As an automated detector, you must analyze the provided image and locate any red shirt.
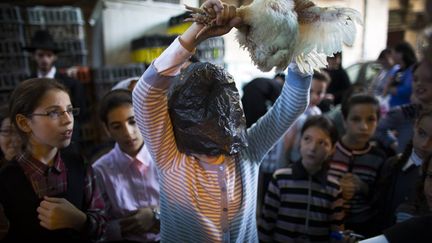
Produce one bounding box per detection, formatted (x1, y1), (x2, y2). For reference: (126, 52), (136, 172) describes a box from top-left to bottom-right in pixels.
(17, 151), (106, 241)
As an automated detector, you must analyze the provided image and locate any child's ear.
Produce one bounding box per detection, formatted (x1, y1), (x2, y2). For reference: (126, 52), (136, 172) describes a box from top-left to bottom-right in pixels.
(102, 123), (111, 139)
(15, 114), (32, 133)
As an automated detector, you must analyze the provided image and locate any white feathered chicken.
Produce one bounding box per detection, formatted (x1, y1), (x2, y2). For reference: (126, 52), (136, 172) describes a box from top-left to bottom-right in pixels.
(186, 0), (362, 74)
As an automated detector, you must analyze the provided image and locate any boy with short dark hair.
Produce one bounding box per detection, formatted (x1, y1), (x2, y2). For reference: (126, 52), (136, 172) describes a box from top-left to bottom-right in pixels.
(328, 94), (387, 237)
(93, 89), (160, 242)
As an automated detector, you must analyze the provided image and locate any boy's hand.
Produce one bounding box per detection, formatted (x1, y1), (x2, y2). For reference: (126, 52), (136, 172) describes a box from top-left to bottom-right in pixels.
(119, 207), (155, 235)
(350, 173), (369, 195)
(340, 173), (368, 200)
(339, 173), (357, 200)
(37, 196), (87, 231)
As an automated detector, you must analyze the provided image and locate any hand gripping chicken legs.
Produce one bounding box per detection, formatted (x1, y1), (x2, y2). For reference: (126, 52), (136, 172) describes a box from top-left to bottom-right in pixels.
(186, 0), (362, 74)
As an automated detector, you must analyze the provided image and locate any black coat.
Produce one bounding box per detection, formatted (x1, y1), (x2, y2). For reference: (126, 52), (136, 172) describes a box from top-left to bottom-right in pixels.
(0, 148), (88, 243)
(241, 78), (283, 128)
(383, 215), (432, 243)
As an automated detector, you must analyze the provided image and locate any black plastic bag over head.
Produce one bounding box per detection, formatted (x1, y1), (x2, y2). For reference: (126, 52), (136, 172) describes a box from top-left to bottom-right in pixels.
(168, 62), (248, 156)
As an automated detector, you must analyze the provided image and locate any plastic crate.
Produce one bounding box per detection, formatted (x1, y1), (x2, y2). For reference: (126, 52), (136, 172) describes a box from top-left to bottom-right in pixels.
(27, 24), (85, 41)
(0, 5), (23, 23)
(93, 64), (146, 83)
(195, 48), (224, 62)
(56, 51), (88, 67)
(26, 6), (84, 25)
(195, 37), (225, 62)
(93, 64), (146, 99)
(197, 37), (224, 49)
(0, 40), (25, 54)
(131, 47), (167, 64)
(0, 91), (12, 104)
(0, 22), (25, 41)
(167, 12), (191, 35)
(0, 72), (30, 92)
(131, 35), (176, 64)
(0, 54), (30, 72)
(56, 39), (86, 53)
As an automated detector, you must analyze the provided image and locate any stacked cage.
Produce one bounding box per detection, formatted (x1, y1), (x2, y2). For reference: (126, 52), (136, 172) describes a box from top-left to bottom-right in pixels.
(0, 4), (29, 103)
(26, 6), (87, 68)
(93, 64), (146, 100)
(131, 35), (177, 64)
(167, 12), (225, 66)
(196, 36), (225, 66)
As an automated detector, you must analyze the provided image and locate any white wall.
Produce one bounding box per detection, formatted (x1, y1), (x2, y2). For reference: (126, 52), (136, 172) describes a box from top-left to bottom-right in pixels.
(314, 0), (389, 66)
(362, 0), (390, 62)
(101, 0), (198, 65)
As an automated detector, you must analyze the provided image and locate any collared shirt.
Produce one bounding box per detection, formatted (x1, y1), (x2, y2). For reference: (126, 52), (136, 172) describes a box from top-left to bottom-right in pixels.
(92, 143), (160, 242)
(402, 150), (423, 171)
(37, 66), (56, 79)
(16, 151), (106, 241)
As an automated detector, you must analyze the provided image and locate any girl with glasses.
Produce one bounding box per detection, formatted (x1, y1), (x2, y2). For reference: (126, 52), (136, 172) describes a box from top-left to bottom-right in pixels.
(0, 78), (106, 243)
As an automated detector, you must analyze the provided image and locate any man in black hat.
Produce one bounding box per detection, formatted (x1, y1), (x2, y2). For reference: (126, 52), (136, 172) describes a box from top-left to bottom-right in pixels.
(24, 30), (86, 142)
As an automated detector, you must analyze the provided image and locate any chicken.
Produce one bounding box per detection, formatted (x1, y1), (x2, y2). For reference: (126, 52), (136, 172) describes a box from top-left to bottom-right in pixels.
(186, 0), (362, 74)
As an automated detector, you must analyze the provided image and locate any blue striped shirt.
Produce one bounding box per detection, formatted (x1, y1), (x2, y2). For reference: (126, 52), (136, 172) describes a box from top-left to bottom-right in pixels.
(132, 38), (311, 242)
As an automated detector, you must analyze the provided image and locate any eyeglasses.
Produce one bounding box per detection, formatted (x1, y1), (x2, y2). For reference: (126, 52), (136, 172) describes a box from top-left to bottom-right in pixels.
(29, 107), (80, 120)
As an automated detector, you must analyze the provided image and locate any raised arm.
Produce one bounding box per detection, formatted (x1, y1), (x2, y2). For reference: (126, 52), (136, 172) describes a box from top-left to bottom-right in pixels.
(132, 0), (241, 169)
(243, 64), (311, 164)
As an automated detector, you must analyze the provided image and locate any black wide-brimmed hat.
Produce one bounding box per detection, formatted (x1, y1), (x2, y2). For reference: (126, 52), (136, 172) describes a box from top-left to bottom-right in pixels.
(23, 30), (62, 53)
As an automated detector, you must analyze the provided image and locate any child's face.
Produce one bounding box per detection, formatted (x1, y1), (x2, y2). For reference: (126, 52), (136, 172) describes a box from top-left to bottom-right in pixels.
(27, 90), (74, 149)
(310, 79), (327, 107)
(391, 50), (404, 66)
(412, 116), (432, 160)
(0, 118), (22, 161)
(343, 104), (378, 146)
(412, 60), (432, 105)
(33, 49), (57, 73)
(106, 104), (143, 157)
(300, 126), (334, 171)
(424, 158), (432, 211)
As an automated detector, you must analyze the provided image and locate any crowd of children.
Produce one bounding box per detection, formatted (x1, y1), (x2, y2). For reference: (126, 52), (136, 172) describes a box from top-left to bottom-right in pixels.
(0, 0), (431, 242)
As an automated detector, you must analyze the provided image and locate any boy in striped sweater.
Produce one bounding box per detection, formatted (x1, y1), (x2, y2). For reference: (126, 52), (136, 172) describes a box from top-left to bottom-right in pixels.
(328, 94), (387, 237)
(259, 116), (344, 242)
(132, 0), (312, 242)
